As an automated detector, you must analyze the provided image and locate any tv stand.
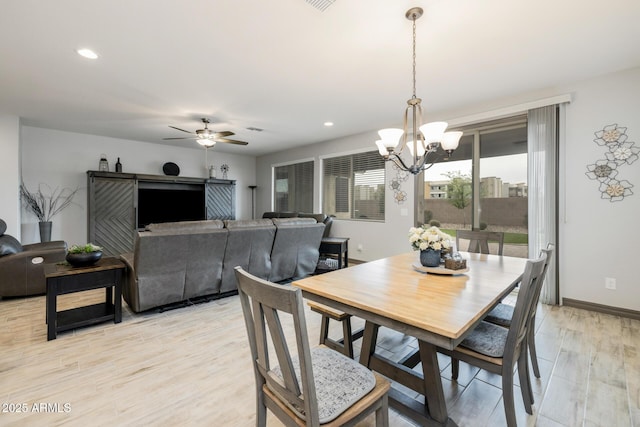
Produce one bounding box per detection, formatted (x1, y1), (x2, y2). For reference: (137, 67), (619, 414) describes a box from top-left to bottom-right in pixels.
(87, 171), (235, 256)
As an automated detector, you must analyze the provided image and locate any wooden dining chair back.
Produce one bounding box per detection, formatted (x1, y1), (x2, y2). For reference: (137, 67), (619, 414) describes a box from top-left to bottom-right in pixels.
(484, 243), (555, 379)
(438, 254), (547, 427)
(455, 230), (504, 255)
(234, 267), (389, 427)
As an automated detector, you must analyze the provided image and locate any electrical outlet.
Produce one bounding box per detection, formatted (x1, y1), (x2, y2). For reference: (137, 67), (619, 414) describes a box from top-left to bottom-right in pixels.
(357, 244), (363, 252)
(605, 277), (616, 290)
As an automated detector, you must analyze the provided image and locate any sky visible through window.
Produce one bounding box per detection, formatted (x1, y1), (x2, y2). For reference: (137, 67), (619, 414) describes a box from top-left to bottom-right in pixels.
(424, 153), (527, 184)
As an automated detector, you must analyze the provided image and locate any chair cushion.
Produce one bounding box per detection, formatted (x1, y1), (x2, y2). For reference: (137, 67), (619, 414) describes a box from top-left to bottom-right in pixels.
(0, 219), (6, 235)
(459, 321), (508, 358)
(270, 346), (376, 423)
(484, 303), (514, 327)
(0, 234), (23, 256)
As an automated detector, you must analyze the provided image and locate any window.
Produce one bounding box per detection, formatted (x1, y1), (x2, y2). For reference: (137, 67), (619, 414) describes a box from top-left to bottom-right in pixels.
(323, 151), (385, 221)
(273, 160), (314, 212)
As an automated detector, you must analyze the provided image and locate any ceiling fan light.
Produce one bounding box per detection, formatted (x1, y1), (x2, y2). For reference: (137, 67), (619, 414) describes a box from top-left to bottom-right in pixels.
(197, 138), (215, 147)
(419, 121), (448, 144)
(441, 131), (463, 151)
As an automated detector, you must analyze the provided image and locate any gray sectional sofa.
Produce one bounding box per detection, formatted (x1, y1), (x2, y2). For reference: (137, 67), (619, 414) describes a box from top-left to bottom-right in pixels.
(121, 217), (325, 312)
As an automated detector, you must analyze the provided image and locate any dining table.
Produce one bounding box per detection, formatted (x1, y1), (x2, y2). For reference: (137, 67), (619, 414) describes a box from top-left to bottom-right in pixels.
(292, 250), (528, 427)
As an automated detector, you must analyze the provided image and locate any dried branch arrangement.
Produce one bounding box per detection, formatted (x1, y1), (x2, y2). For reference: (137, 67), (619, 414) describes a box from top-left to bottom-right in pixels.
(19, 183), (78, 222)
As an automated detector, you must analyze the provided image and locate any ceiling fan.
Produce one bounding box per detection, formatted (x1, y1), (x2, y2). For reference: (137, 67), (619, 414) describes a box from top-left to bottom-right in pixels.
(163, 118), (248, 146)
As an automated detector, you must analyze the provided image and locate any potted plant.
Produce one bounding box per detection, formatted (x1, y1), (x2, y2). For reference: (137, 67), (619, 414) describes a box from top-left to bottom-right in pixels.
(408, 225), (454, 267)
(19, 183), (78, 242)
(66, 243), (103, 267)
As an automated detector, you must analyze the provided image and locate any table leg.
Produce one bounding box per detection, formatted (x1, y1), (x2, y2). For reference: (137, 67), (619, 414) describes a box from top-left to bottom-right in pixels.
(344, 245), (348, 267)
(114, 269), (122, 323)
(46, 279), (57, 341)
(418, 340), (448, 424)
(358, 321), (379, 368)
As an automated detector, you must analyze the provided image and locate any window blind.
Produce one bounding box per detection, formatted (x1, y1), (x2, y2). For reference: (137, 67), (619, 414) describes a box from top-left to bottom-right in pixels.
(323, 151), (385, 221)
(273, 161), (314, 212)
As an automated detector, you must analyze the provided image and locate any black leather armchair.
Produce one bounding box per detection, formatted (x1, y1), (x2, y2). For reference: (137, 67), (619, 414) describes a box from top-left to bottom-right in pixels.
(0, 219), (67, 298)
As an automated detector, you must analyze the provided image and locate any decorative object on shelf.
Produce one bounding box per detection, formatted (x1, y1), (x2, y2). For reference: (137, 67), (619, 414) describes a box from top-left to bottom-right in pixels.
(209, 164), (216, 178)
(390, 163), (410, 204)
(375, 7), (463, 175)
(65, 243), (103, 267)
(585, 123), (637, 202)
(162, 162), (180, 176)
(98, 154), (109, 172)
(221, 164), (229, 179)
(19, 183), (78, 242)
(409, 225), (453, 267)
(115, 157), (123, 172)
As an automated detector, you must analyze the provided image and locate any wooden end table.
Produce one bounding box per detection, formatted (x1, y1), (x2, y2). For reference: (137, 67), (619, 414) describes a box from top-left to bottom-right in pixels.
(44, 257), (125, 341)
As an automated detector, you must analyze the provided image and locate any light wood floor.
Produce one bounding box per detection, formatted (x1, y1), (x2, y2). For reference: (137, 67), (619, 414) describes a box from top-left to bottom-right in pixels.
(0, 290), (638, 426)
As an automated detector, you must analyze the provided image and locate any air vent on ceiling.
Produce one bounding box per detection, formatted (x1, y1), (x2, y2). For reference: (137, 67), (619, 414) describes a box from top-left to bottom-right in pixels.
(305, 0), (336, 12)
(246, 127), (264, 132)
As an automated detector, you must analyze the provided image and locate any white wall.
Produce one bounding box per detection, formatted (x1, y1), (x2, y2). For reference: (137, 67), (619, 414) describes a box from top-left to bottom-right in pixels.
(256, 66), (640, 311)
(0, 115), (21, 238)
(560, 67), (640, 311)
(20, 126), (256, 245)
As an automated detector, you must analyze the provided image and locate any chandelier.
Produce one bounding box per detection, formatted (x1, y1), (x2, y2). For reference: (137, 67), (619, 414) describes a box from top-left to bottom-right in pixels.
(375, 7), (462, 175)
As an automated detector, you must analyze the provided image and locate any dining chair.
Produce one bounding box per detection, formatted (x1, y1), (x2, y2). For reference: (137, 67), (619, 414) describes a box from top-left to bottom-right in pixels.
(455, 230), (504, 255)
(484, 243), (555, 379)
(437, 254), (547, 427)
(234, 267), (390, 427)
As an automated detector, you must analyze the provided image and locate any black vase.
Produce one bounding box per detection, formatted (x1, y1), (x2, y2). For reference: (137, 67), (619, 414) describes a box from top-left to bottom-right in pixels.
(39, 221), (52, 242)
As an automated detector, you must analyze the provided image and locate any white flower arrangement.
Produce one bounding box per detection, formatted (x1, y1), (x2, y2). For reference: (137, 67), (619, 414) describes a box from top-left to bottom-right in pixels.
(409, 225), (454, 252)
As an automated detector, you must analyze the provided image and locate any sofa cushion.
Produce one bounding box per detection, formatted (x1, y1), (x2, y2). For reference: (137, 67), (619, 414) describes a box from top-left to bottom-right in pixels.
(145, 220), (224, 232)
(224, 219), (274, 229)
(0, 234), (22, 256)
(0, 219), (6, 235)
(272, 218), (317, 226)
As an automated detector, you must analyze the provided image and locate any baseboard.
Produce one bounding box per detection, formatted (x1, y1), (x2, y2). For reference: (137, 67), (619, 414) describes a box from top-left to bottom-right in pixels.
(562, 298), (640, 321)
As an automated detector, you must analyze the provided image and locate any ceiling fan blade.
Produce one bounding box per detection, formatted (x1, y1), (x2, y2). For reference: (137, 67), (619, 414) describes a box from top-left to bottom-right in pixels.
(162, 137), (194, 140)
(217, 137), (248, 146)
(168, 125), (195, 134)
(214, 131), (234, 138)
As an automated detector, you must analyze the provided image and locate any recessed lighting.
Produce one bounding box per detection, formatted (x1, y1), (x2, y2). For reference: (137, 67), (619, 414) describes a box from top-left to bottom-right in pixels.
(324, 122), (334, 127)
(77, 48), (98, 59)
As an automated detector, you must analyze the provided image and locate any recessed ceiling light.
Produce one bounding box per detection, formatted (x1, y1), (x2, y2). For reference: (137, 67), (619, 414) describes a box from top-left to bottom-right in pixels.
(324, 122), (334, 127)
(77, 48), (98, 59)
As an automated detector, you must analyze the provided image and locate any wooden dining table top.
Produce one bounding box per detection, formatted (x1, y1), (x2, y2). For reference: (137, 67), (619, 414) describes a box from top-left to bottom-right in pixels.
(293, 251), (527, 346)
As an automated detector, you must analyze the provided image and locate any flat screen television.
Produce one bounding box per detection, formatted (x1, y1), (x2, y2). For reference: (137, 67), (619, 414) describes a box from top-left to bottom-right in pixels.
(137, 182), (205, 228)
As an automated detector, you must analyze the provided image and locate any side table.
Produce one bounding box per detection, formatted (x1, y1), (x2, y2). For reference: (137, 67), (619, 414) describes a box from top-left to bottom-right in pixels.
(318, 237), (349, 270)
(44, 257), (125, 341)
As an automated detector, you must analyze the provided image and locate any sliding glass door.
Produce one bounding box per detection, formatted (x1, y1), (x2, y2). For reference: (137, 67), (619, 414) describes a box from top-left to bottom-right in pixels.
(420, 116), (529, 258)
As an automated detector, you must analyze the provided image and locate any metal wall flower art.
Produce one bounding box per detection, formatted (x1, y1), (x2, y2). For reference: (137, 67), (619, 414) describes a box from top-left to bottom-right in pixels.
(390, 163), (409, 204)
(586, 124), (637, 202)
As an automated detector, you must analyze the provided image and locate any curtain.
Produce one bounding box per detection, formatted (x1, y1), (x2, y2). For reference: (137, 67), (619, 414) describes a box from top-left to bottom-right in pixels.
(527, 105), (558, 305)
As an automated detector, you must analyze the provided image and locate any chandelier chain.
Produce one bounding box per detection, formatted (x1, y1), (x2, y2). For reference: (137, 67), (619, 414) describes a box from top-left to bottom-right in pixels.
(412, 15), (417, 99)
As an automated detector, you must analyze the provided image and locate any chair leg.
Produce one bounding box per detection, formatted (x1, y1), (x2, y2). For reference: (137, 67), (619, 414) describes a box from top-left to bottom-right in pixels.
(501, 370), (517, 427)
(375, 394), (389, 427)
(517, 350), (534, 414)
(256, 391), (267, 427)
(342, 315), (354, 358)
(319, 315), (330, 346)
(528, 320), (541, 378)
(451, 357), (460, 380)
